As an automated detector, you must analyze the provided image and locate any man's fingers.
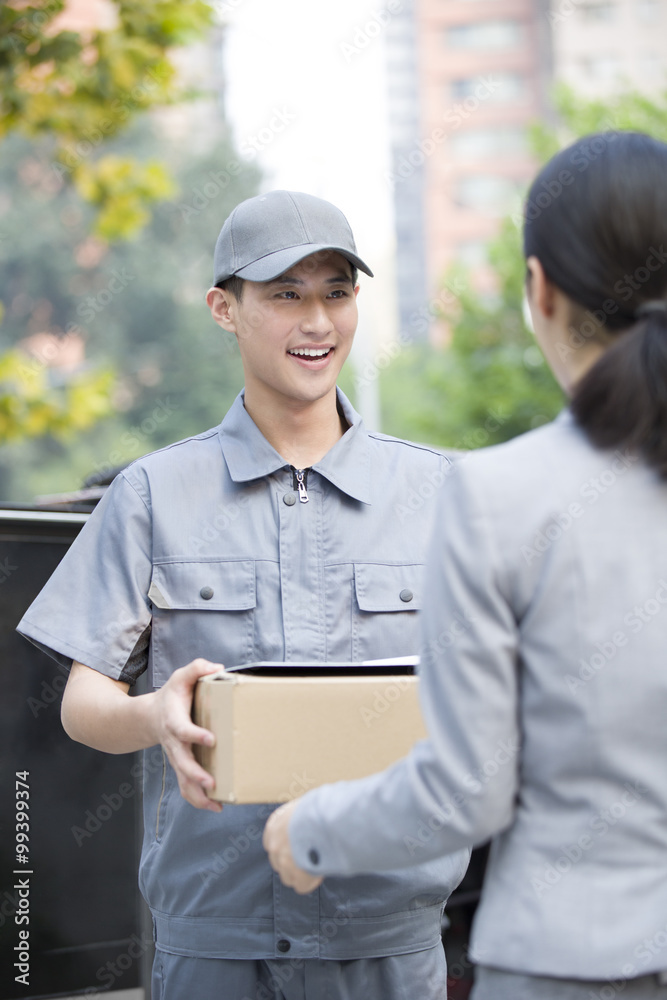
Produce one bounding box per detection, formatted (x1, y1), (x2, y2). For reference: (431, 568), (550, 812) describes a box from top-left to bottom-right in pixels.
(178, 773), (223, 812)
(179, 658), (225, 686)
(168, 746), (223, 812)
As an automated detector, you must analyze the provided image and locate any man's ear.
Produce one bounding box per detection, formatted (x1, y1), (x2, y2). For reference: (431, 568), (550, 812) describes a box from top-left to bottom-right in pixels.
(525, 256), (557, 319)
(206, 287), (237, 333)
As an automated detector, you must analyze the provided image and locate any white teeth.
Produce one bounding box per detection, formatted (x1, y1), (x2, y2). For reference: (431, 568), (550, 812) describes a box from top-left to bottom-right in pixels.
(288, 348), (331, 357)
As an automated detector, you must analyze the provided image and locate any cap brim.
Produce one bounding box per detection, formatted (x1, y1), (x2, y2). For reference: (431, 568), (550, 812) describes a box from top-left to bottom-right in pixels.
(229, 244), (373, 282)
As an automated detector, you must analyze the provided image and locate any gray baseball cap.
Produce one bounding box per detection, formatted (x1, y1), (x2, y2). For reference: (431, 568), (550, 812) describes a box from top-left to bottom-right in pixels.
(213, 190), (373, 285)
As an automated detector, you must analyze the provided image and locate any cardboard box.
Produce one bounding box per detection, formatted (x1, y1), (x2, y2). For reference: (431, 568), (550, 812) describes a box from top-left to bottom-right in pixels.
(193, 662), (426, 803)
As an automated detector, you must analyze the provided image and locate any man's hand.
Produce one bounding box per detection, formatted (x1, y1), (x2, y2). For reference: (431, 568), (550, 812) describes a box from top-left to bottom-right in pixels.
(152, 658), (224, 813)
(263, 800), (323, 894)
(63, 658), (224, 812)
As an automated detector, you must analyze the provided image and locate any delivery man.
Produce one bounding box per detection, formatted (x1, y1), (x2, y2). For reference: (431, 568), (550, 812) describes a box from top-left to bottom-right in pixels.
(18, 190), (469, 999)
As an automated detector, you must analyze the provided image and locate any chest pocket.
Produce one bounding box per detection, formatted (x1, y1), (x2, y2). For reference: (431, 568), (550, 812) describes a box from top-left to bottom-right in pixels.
(352, 563), (423, 661)
(148, 560), (256, 685)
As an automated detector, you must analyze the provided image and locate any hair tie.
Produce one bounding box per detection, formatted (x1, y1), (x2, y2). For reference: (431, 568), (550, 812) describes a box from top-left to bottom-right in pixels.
(636, 300), (667, 318)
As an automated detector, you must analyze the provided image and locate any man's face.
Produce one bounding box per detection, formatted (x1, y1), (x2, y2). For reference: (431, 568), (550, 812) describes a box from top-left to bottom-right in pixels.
(208, 251), (359, 412)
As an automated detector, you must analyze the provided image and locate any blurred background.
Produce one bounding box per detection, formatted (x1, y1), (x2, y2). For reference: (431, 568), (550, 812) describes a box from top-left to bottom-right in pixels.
(0, 5), (666, 997)
(1, 0), (666, 501)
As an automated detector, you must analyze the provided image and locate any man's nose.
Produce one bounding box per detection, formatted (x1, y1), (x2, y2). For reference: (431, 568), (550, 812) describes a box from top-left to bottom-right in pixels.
(299, 301), (334, 336)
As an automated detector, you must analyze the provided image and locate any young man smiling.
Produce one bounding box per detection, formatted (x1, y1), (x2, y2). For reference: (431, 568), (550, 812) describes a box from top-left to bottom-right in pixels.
(18, 191), (469, 999)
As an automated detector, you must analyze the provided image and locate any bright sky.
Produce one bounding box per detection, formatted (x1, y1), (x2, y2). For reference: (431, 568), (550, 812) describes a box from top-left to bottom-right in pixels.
(221, 0), (400, 425)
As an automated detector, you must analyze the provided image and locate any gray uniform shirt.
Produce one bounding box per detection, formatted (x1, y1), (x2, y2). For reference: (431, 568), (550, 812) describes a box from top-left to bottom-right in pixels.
(289, 411), (667, 979)
(18, 389), (469, 960)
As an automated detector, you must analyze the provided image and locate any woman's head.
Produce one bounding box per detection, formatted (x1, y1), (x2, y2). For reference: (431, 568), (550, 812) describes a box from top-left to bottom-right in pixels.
(522, 131), (667, 476)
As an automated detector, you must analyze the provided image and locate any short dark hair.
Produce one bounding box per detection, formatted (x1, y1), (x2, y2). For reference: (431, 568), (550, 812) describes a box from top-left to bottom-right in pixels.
(523, 131), (667, 478)
(215, 275), (245, 302)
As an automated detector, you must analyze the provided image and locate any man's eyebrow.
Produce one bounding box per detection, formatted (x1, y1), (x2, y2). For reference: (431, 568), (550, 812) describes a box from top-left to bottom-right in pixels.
(264, 272), (354, 287)
(265, 275), (305, 287)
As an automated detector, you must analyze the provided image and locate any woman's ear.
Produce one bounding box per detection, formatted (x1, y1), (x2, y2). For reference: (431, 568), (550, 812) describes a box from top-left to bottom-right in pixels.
(526, 256), (558, 320)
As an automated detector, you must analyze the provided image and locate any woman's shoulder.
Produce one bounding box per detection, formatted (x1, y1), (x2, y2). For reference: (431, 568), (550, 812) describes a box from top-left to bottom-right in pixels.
(452, 411), (585, 492)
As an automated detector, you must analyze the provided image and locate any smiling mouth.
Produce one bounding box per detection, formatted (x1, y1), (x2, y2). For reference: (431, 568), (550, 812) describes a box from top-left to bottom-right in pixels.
(287, 347), (333, 358)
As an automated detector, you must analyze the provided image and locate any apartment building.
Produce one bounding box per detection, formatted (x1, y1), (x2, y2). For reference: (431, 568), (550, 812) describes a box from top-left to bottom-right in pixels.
(388, 0), (551, 340)
(550, 0), (666, 97)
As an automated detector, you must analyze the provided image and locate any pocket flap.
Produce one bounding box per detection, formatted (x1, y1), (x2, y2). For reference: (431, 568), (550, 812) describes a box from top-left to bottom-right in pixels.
(149, 560), (256, 611)
(354, 563), (423, 612)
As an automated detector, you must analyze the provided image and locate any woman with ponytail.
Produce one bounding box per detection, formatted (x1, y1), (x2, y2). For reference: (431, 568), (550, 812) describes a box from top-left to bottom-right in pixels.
(265, 133), (667, 999)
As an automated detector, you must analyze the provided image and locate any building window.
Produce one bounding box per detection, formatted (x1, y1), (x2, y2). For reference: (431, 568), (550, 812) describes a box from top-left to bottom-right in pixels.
(449, 72), (527, 104)
(446, 20), (523, 49)
(449, 127), (528, 158)
(454, 175), (521, 213)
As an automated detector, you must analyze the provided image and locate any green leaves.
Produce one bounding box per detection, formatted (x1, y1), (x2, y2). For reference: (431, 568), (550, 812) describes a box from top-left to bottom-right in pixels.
(0, 0), (213, 240)
(0, 349), (114, 444)
(73, 155), (177, 240)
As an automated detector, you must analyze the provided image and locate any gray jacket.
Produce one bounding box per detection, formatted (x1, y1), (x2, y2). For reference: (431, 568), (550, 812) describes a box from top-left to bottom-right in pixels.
(18, 390), (469, 961)
(291, 411), (667, 980)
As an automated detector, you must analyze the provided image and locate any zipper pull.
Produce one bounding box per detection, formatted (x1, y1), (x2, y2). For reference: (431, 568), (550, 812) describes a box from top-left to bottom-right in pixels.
(294, 468), (309, 503)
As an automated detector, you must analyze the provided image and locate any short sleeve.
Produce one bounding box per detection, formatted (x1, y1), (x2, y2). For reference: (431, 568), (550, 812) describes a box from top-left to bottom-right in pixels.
(16, 471), (153, 683)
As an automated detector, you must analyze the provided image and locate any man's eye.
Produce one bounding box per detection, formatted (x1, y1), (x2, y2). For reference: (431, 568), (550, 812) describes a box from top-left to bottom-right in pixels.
(328, 289), (348, 298)
(278, 290), (298, 299)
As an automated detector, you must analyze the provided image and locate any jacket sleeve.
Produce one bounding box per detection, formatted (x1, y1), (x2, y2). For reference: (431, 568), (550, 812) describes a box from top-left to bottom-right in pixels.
(16, 470), (153, 683)
(290, 457), (522, 876)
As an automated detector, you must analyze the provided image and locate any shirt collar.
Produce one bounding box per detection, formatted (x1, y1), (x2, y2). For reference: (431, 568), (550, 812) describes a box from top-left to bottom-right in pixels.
(218, 389), (372, 504)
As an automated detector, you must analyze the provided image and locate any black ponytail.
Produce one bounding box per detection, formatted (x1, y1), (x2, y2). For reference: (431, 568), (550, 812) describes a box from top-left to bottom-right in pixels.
(570, 311), (667, 477)
(523, 132), (667, 477)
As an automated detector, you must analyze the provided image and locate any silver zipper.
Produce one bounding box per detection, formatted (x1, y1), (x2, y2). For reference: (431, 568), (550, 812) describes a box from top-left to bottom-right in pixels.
(294, 469), (309, 503)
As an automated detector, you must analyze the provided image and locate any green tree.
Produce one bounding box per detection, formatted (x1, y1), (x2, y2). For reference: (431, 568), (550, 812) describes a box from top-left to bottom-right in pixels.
(1, 0), (213, 239)
(0, 0), (217, 454)
(0, 126), (258, 500)
(378, 85), (667, 450)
